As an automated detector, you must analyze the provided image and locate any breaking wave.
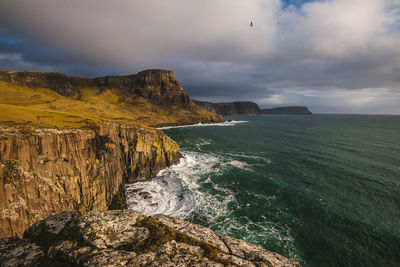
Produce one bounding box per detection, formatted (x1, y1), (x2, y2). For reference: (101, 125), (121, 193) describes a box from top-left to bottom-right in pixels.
(125, 149), (297, 259)
(126, 151), (222, 219)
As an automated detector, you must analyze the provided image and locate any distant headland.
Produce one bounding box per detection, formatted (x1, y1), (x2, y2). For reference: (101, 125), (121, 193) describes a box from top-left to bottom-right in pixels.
(193, 100), (312, 115)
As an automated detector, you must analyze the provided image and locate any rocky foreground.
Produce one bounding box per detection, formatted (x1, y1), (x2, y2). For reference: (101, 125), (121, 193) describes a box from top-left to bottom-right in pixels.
(0, 210), (300, 266)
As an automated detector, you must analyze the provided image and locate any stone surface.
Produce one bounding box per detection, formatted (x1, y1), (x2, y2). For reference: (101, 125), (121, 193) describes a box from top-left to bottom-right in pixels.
(78, 210), (147, 249)
(153, 214), (229, 254)
(0, 124), (181, 238)
(0, 237), (47, 266)
(221, 235), (300, 267)
(0, 210), (300, 266)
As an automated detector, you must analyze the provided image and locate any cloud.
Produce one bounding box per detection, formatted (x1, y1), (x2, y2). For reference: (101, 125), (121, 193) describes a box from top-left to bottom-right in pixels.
(0, 0), (399, 113)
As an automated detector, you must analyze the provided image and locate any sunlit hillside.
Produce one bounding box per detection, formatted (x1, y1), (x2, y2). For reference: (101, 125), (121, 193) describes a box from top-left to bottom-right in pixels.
(0, 81), (222, 129)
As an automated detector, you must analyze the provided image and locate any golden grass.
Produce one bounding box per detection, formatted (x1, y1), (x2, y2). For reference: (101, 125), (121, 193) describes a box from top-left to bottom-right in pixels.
(0, 81), (222, 129)
(0, 104), (98, 129)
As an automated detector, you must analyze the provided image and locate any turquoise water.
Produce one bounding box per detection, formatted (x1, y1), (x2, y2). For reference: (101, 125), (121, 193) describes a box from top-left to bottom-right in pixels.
(128, 115), (400, 266)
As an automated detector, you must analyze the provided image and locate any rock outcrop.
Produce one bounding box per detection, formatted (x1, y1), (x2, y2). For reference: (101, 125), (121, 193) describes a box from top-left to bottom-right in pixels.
(0, 69), (224, 127)
(194, 100), (261, 115)
(0, 210), (300, 266)
(0, 124), (180, 238)
(262, 107), (312, 115)
(0, 70), (192, 109)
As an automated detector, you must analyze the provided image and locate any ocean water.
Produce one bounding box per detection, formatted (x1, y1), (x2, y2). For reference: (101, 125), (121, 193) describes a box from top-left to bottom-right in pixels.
(126, 115), (400, 267)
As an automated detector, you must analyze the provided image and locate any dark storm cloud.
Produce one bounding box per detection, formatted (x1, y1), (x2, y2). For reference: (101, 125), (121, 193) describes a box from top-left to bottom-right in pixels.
(0, 0), (399, 113)
(0, 27), (117, 76)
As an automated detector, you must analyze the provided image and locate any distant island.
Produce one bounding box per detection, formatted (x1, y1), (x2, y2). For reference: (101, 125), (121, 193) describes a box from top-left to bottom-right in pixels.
(194, 100), (312, 115)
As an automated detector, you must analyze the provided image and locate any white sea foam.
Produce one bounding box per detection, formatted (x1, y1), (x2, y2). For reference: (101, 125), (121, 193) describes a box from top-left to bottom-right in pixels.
(226, 160), (252, 171)
(126, 151), (225, 219)
(126, 150), (257, 219)
(194, 138), (212, 150)
(125, 148), (298, 260)
(157, 120), (247, 130)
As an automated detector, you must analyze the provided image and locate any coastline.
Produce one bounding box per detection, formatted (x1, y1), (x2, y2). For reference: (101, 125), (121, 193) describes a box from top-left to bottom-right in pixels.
(157, 120), (247, 130)
(0, 69), (300, 265)
(0, 120), (301, 266)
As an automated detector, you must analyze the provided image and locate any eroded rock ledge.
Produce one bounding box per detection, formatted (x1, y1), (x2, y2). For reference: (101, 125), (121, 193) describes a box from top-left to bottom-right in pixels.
(0, 210), (300, 266)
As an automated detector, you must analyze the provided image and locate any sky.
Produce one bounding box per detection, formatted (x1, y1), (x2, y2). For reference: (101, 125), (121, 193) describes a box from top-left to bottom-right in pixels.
(0, 0), (399, 114)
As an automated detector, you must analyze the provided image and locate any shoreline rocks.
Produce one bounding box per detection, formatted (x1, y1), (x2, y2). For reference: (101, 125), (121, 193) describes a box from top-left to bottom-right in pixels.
(0, 210), (300, 266)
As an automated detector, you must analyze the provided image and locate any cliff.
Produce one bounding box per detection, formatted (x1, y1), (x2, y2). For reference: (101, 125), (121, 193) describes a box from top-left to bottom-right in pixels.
(193, 100), (261, 115)
(0, 70), (192, 108)
(0, 210), (300, 266)
(262, 106), (312, 115)
(0, 69), (300, 265)
(0, 124), (180, 238)
(0, 69), (224, 128)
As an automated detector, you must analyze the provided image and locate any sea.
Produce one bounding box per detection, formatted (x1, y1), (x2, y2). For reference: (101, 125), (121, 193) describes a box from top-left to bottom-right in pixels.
(126, 114), (400, 267)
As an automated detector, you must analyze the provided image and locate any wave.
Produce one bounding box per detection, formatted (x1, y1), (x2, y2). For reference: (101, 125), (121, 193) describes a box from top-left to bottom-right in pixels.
(126, 151), (222, 218)
(157, 120), (247, 130)
(126, 150), (257, 218)
(126, 149), (298, 260)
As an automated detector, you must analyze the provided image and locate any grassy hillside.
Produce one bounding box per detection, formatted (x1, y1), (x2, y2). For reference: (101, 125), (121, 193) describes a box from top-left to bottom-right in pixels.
(0, 81), (221, 129)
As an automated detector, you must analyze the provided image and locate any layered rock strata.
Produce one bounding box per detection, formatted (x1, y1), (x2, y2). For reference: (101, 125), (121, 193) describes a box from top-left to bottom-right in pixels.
(0, 210), (300, 266)
(0, 69), (194, 109)
(0, 124), (180, 238)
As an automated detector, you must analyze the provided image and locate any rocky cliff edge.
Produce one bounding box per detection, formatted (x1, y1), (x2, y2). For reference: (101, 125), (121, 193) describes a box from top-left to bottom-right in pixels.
(0, 210), (300, 266)
(0, 124), (180, 238)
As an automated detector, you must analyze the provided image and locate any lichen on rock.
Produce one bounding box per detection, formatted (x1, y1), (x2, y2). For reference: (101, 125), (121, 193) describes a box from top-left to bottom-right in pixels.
(0, 210), (301, 266)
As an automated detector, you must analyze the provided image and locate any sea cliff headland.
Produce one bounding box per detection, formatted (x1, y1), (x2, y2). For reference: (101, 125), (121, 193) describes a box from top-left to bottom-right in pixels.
(194, 100), (312, 116)
(0, 69), (299, 266)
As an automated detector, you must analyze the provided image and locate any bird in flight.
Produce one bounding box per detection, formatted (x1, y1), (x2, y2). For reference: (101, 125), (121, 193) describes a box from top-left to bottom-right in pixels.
(250, 21), (254, 27)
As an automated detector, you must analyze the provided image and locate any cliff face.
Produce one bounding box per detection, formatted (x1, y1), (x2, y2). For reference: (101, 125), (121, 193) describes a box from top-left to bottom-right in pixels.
(0, 69), (224, 128)
(0, 124), (180, 238)
(193, 100), (312, 116)
(0, 210), (300, 266)
(0, 70), (192, 108)
(262, 106), (312, 115)
(95, 70), (194, 109)
(193, 100), (261, 115)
